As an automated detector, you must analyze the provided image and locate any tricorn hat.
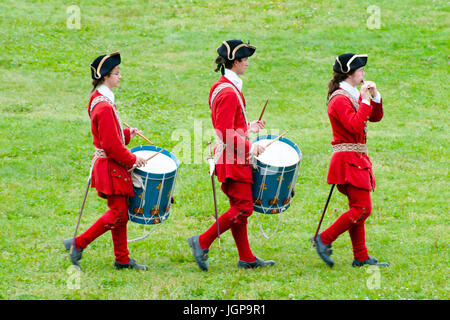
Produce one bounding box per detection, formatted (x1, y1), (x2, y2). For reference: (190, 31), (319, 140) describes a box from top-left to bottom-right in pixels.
(333, 53), (367, 74)
(90, 51), (121, 80)
(217, 40), (256, 61)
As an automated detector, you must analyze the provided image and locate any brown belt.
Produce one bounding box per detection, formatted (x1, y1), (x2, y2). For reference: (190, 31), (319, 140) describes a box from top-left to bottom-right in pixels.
(332, 143), (368, 155)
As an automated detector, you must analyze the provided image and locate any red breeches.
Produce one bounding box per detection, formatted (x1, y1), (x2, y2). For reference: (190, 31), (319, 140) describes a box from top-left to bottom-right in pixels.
(75, 195), (130, 264)
(320, 184), (372, 261)
(199, 180), (256, 262)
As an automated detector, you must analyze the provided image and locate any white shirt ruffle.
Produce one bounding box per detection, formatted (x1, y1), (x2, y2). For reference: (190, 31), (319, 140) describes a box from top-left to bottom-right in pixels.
(339, 81), (381, 105)
(97, 84), (115, 104)
(224, 68), (243, 92)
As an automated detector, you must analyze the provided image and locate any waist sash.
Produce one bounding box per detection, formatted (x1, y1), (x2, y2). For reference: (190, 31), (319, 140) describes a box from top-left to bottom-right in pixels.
(332, 143), (368, 155)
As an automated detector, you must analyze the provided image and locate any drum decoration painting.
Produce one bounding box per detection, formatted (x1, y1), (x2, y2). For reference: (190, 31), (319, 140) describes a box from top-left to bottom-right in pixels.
(251, 134), (302, 215)
(127, 145), (180, 242)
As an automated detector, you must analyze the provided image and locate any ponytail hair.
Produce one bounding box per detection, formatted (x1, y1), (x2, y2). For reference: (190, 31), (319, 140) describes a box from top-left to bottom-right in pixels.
(90, 69), (113, 94)
(90, 77), (105, 94)
(214, 55), (240, 75)
(327, 71), (352, 100)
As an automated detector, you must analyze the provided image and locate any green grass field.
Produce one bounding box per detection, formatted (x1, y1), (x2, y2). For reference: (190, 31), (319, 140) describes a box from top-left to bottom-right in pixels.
(0, 0), (448, 300)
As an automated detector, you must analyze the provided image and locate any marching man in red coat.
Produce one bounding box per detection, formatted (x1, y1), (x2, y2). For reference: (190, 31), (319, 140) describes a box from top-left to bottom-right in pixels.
(64, 52), (148, 270)
(188, 40), (275, 271)
(313, 53), (389, 268)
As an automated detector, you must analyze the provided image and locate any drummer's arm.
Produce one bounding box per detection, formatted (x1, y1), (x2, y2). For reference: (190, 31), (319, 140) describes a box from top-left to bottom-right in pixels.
(123, 128), (131, 145)
(94, 104), (136, 168)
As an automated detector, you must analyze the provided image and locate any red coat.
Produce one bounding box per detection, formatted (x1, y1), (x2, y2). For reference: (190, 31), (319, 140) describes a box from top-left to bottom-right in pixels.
(209, 76), (252, 183)
(327, 93), (383, 191)
(88, 90), (136, 198)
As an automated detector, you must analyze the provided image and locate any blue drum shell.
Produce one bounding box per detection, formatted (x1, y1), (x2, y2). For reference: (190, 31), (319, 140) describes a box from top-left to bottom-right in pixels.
(128, 145), (180, 225)
(251, 135), (302, 214)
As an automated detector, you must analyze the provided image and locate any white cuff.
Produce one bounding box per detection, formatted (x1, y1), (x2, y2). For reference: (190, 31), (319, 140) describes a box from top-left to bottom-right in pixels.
(362, 99), (370, 106)
(372, 92), (381, 103)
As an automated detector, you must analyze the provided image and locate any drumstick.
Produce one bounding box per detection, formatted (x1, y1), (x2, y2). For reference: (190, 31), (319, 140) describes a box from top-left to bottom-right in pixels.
(128, 149), (163, 172)
(263, 130), (289, 149)
(258, 98), (269, 121)
(123, 122), (154, 145)
(247, 130), (289, 161)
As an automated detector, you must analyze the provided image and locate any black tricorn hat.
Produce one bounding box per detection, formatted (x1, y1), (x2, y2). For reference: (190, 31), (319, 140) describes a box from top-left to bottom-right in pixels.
(217, 40), (256, 61)
(333, 53), (368, 74)
(90, 51), (121, 80)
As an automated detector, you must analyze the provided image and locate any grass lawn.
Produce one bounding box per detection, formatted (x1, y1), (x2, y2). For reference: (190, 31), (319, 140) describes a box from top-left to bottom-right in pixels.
(0, 0), (448, 300)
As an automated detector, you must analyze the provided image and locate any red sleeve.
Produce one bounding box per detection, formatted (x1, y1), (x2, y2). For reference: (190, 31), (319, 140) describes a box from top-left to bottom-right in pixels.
(213, 90), (251, 154)
(93, 104), (136, 168)
(123, 128), (131, 145)
(328, 96), (373, 134)
(369, 98), (383, 122)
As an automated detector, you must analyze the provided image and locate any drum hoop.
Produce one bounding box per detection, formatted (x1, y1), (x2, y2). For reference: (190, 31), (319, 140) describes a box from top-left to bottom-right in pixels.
(253, 162), (299, 173)
(130, 145), (180, 177)
(252, 134), (302, 169)
(254, 202), (291, 214)
(253, 134), (301, 153)
(128, 209), (170, 224)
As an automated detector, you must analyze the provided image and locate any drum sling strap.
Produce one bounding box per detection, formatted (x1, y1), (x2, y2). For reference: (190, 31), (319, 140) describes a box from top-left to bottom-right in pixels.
(89, 95), (143, 188)
(328, 89), (369, 153)
(209, 82), (249, 167)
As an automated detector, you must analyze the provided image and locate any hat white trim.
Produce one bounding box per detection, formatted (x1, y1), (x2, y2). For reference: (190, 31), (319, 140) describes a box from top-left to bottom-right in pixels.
(336, 54), (367, 73)
(92, 51), (120, 79)
(220, 41), (256, 60)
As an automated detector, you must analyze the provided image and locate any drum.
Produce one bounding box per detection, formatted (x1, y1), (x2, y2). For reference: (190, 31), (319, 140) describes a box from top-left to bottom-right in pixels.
(128, 145), (180, 225)
(251, 135), (302, 214)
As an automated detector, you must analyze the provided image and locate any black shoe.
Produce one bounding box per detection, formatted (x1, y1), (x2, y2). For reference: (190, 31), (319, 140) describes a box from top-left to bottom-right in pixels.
(352, 256), (389, 268)
(114, 258), (148, 270)
(311, 233), (334, 267)
(63, 238), (83, 268)
(188, 235), (209, 271)
(237, 256), (275, 269)
(63, 237), (75, 251)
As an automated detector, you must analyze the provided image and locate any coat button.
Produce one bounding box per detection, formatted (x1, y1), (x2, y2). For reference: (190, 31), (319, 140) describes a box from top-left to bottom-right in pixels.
(124, 178), (127, 181)
(358, 166), (361, 169)
(113, 169), (116, 173)
(119, 175), (122, 178)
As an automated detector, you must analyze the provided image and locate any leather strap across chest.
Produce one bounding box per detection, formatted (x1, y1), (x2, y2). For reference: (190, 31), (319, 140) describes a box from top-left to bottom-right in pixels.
(210, 83), (249, 129)
(328, 89), (359, 111)
(90, 95), (125, 144)
(329, 89), (368, 141)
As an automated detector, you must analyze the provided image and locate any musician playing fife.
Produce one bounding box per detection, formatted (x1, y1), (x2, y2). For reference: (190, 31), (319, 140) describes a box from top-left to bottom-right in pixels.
(313, 53), (389, 268)
(63, 52), (148, 270)
(188, 40), (275, 270)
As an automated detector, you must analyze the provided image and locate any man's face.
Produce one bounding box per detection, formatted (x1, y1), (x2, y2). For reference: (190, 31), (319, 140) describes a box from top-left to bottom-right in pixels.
(233, 57), (249, 75)
(104, 66), (122, 88)
(347, 67), (365, 86)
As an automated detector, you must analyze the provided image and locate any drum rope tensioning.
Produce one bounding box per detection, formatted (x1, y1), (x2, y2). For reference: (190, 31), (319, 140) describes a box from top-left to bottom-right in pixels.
(251, 134), (302, 239)
(127, 145), (180, 243)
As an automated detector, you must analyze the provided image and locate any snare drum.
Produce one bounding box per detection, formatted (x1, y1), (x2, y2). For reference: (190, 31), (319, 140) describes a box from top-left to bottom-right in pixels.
(128, 145), (180, 225)
(251, 135), (302, 214)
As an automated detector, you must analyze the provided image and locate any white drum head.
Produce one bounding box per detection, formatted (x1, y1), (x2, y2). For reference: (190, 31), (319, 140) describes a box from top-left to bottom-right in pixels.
(133, 150), (177, 174)
(253, 139), (300, 167)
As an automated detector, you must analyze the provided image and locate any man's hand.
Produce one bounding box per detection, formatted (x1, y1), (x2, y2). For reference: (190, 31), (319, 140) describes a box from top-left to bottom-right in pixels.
(251, 143), (266, 157)
(363, 81), (379, 98)
(360, 83), (371, 101)
(130, 127), (143, 139)
(134, 156), (147, 167)
(249, 120), (266, 133)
